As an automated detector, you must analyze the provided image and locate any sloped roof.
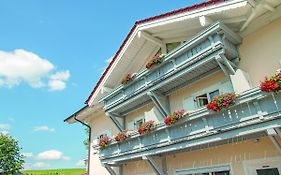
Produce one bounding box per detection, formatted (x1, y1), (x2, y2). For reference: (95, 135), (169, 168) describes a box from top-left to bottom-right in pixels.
(85, 0), (225, 104)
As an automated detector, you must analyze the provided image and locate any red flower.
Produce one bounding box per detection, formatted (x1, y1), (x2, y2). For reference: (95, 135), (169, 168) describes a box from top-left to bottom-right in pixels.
(164, 116), (173, 125)
(98, 136), (110, 149)
(146, 62), (152, 69)
(114, 131), (130, 142)
(145, 54), (165, 69)
(137, 128), (143, 134)
(164, 109), (186, 125)
(207, 93), (237, 112)
(260, 70), (281, 93)
(137, 121), (155, 135)
(260, 78), (279, 92)
(121, 74), (135, 85)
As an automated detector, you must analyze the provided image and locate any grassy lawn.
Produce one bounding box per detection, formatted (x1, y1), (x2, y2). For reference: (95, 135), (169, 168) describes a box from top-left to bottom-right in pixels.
(22, 168), (86, 175)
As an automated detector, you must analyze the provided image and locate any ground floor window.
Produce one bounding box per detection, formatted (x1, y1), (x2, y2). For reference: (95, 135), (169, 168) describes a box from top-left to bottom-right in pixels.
(243, 157), (281, 175)
(256, 168), (279, 175)
(175, 165), (231, 175)
(186, 170), (230, 175)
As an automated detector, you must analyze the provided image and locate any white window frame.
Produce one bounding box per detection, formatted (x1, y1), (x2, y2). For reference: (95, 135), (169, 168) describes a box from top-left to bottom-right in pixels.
(134, 116), (145, 130)
(175, 164), (232, 175)
(195, 89), (220, 108)
(191, 82), (221, 109)
(126, 115), (146, 131)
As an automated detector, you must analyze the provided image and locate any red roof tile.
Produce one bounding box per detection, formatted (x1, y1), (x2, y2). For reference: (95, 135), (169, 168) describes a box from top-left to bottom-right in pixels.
(85, 0), (225, 104)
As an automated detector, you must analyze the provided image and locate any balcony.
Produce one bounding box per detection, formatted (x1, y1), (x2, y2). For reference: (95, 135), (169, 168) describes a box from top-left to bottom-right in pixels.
(99, 88), (281, 163)
(99, 22), (242, 116)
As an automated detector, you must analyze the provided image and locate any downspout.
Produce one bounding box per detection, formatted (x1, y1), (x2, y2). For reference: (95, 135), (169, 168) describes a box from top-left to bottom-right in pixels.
(74, 115), (91, 175)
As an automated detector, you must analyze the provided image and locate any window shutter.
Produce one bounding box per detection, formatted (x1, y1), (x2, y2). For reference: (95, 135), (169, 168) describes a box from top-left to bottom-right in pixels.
(183, 96), (196, 112)
(127, 121), (135, 130)
(144, 110), (153, 121)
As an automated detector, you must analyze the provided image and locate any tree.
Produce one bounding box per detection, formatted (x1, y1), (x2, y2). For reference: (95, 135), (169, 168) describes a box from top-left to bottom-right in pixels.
(0, 133), (24, 175)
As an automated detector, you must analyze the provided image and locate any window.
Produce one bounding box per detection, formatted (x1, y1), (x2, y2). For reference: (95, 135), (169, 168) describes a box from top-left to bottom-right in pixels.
(176, 164), (231, 175)
(96, 130), (111, 140)
(256, 168), (279, 175)
(186, 170), (230, 175)
(166, 42), (181, 53)
(134, 118), (145, 130)
(196, 94), (208, 107)
(195, 90), (219, 108)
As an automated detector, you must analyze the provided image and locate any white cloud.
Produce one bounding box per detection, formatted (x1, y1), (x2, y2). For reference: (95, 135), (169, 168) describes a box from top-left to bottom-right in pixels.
(0, 123), (11, 130)
(22, 152), (33, 158)
(48, 70), (70, 91)
(36, 150), (70, 160)
(33, 162), (50, 168)
(49, 70), (70, 81)
(76, 160), (86, 167)
(0, 49), (70, 91)
(47, 70), (70, 91)
(0, 130), (8, 135)
(0, 49), (53, 88)
(33, 126), (55, 132)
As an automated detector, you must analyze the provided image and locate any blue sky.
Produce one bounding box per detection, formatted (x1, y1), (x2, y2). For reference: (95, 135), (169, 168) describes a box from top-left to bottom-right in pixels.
(0, 0), (201, 170)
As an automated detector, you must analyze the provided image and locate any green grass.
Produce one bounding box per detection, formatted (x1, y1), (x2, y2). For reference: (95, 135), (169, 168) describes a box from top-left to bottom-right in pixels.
(22, 168), (86, 175)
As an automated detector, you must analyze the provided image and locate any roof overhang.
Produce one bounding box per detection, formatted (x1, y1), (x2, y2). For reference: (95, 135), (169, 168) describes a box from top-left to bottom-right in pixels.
(86, 0), (281, 108)
(86, 0), (247, 106)
(64, 106), (94, 124)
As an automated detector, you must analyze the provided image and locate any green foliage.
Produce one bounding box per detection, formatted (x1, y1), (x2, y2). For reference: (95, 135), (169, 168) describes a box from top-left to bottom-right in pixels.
(23, 168), (86, 175)
(83, 127), (89, 150)
(0, 133), (24, 174)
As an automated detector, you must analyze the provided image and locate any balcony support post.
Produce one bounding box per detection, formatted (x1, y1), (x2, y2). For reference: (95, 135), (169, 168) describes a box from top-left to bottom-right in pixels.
(104, 164), (118, 175)
(215, 56), (230, 79)
(267, 128), (281, 154)
(106, 112), (125, 132)
(276, 128), (281, 137)
(161, 157), (168, 175)
(143, 155), (166, 175)
(220, 54), (236, 75)
(147, 91), (170, 118)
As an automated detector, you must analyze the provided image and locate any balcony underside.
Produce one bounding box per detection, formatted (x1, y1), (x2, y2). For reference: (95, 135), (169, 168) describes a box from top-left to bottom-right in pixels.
(99, 89), (281, 164)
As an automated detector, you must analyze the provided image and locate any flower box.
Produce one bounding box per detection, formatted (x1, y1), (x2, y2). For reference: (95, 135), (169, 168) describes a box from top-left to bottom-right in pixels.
(98, 136), (110, 149)
(121, 74), (135, 85)
(207, 93), (237, 112)
(114, 130), (132, 142)
(164, 109), (185, 125)
(137, 121), (155, 135)
(146, 54), (165, 69)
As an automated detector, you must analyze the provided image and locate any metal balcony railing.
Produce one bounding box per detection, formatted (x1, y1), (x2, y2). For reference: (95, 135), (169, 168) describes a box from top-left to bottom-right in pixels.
(100, 22), (241, 116)
(99, 88), (281, 163)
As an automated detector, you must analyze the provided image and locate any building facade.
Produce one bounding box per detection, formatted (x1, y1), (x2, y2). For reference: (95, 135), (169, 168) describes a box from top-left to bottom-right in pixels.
(65, 0), (281, 174)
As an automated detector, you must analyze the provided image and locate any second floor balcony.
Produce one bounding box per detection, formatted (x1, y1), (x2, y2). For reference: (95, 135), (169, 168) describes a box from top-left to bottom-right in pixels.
(99, 22), (242, 116)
